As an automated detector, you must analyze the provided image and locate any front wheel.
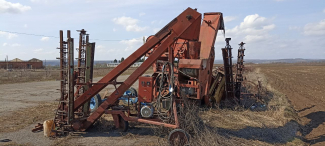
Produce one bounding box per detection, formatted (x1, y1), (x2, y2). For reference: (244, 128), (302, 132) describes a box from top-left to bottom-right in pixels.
(118, 115), (129, 132)
(168, 129), (189, 146)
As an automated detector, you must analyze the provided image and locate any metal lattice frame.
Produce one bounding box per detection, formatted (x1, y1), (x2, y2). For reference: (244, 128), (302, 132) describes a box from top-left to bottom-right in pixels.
(222, 38), (235, 99)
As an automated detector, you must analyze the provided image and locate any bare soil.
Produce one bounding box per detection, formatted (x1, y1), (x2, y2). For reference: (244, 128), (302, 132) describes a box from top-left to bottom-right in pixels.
(256, 63), (325, 146)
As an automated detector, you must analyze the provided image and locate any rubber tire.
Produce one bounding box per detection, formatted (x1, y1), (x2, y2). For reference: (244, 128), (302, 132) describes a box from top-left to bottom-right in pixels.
(126, 87), (137, 97)
(168, 129), (190, 146)
(90, 94), (102, 113)
(118, 115), (129, 132)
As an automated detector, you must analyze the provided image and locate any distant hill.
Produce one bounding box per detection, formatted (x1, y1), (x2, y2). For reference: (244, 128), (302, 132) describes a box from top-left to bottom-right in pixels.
(215, 58), (325, 64)
(1, 59), (324, 66)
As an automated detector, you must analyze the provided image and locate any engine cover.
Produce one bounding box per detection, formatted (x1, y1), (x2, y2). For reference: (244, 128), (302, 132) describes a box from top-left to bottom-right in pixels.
(141, 105), (154, 118)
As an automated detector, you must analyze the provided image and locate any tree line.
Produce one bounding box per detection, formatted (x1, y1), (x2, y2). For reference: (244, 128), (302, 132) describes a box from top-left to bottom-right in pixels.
(113, 57), (145, 63)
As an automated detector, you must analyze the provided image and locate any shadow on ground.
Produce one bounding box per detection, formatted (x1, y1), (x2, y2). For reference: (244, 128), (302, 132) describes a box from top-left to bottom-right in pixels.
(78, 120), (156, 138)
(300, 111), (325, 145)
(217, 120), (299, 144)
(216, 110), (325, 145)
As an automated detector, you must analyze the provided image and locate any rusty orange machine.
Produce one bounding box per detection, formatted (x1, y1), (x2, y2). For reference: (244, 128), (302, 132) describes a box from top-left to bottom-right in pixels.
(33, 7), (244, 144)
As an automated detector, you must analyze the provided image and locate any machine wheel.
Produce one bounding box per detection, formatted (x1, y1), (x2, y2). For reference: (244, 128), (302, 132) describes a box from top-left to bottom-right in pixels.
(124, 87), (138, 97)
(90, 94), (102, 113)
(168, 129), (190, 146)
(118, 115), (129, 132)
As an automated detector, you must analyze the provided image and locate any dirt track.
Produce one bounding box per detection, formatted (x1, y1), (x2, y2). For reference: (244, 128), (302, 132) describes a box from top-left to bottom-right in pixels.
(258, 64), (325, 146)
(0, 75), (161, 146)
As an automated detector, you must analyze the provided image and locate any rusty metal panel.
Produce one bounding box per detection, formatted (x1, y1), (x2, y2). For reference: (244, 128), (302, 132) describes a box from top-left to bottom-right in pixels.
(199, 12), (224, 59)
(138, 76), (154, 103)
(188, 41), (200, 59)
(82, 43), (95, 114)
(67, 31), (74, 124)
(178, 59), (202, 69)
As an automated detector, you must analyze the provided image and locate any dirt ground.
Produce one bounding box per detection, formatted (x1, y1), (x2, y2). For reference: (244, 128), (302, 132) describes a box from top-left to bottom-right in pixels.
(0, 75), (159, 146)
(256, 63), (325, 146)
(1, 64), (320, 145)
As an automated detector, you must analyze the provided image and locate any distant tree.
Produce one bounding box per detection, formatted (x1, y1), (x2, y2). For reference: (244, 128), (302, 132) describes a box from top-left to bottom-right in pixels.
(113, 59), (117, 63)
(118, 60), (121, 63)
(121, 57), (125, 62)
(137, 57), (145, 62)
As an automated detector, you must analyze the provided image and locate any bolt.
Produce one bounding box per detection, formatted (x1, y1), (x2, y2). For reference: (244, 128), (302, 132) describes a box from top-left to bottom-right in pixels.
(186, 15), (192, 20)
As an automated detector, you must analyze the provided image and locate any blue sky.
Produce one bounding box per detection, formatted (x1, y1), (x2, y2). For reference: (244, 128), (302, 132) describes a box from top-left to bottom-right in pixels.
(0, 0), (324, 60)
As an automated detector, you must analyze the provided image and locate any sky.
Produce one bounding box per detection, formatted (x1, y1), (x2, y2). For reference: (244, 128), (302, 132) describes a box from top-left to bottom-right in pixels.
(0, 0), (324, 61)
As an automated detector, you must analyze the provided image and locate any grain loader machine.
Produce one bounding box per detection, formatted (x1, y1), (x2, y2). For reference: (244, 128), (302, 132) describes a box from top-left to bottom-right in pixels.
(33, 7), (236, 144)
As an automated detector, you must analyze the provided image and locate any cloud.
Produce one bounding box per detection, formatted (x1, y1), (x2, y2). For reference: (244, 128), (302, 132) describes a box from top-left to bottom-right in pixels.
(323, 9), (325, 13)
(33, 48), (43, 52)
(32, 48), (54, 55)
(40, 37), (50, 41)
(289, 26), (300, 30)
(120, 37), (143, 52)
(151, 20), (163, 24)
(11, 43), (21, 47)
(0, 31), (18, 39)
(304, 19), (325, 36)
(153, 28), (160, 33)
(96, 45), (105, 52)
(226, 14), (275, 43)
(30, 0), (45, 2)
(97, 45), (104, 49)
(96, 45), (117, 54)
(139, 12), (145, 16)
(2, 43), (21, 47)
(0, 0), (31, 14)
(113, 16), (148, 32)
(24, 24), (28, 28)
(113, 28), (117, 32)
(224, 16), (237, 23)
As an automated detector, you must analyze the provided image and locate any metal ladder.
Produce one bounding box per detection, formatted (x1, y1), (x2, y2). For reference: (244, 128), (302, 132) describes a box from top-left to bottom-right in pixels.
(53, 30), (69, 136)
(222, 38), (235, 100)
(75, 29), (88, 116)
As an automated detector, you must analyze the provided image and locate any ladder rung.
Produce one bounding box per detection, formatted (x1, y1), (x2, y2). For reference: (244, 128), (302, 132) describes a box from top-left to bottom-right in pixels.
(57, 110), (67, 113)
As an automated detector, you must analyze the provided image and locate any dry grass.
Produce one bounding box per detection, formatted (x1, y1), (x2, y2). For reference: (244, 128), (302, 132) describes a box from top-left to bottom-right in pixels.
(151, 65), (305, 145)
(0, 141), (33, 146)
(0, 68), (153, 85)
(202, 66), (297, 129)
(0, 102), (57, 133)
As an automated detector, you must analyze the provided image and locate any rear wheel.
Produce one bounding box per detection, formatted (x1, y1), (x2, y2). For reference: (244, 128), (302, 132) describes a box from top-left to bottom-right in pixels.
(90, 94), (102, 113)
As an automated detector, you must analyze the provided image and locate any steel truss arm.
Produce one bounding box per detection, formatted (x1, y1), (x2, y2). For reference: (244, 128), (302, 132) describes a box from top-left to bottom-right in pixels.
(72, 8), (202, 130)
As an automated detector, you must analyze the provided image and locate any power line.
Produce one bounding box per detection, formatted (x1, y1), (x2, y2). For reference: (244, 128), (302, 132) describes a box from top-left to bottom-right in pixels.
(0, 30), (131, 42)
(0, 30), (59, 38)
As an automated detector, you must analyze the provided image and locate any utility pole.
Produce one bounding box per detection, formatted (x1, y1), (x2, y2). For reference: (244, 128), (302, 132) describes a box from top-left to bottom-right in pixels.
(6, 55), (8, 70)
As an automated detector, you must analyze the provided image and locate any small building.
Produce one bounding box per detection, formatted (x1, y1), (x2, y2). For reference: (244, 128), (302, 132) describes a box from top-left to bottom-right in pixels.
(106, 62), (142, 68)
(0, 58), (43, 69)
